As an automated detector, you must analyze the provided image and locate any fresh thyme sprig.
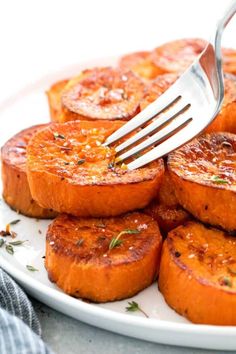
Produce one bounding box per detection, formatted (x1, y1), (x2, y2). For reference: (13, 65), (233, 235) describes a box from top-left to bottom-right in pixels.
(210, 175), (228, 184)
(109, 229), (140, 250)
(125, 301), (149, 318)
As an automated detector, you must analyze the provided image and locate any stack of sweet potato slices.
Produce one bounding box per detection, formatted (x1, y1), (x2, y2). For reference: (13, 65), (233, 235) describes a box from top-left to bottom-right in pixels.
(1, 38), (236, 322)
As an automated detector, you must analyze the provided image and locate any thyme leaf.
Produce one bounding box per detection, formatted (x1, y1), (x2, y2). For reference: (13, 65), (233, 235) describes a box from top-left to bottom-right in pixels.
(5, 244), (14, 255)
(0, 239), (5, 247)
(9, 219), (21, 225)
(210, 175), (228, 184)
(76, 239), (84, 247)
(53, 132), (65, 139)
(9, 240), (28, 246)
(109, 229), (140, 250)
(126, 301), (149, 318)
(26, 265), (39, 272)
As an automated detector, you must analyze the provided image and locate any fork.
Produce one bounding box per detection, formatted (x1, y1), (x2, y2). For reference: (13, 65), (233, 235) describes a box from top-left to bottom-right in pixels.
(104, 1), (236, 170)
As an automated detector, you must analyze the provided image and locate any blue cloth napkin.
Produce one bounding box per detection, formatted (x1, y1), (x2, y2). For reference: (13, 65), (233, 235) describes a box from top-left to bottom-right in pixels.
(0, 268), (53, 354)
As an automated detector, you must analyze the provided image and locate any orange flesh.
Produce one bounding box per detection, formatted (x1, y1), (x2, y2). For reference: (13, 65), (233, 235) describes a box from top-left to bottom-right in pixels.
(46, 79), (69, 122)
(1, 125), (56, 218)
(151, 38), (236, 75)
(46, 212), (162, 302)
(61, 67), (145, 121)
(141, 74), (236, 134)
(27, 120), (164, 216)
(119, 51), (163, 80)
(168, 133), (236, 231)
(159, 222), (236, 325)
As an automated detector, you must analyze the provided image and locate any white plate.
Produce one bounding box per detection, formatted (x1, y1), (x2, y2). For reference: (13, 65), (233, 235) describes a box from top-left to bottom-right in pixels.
(0, 58), (236, 351)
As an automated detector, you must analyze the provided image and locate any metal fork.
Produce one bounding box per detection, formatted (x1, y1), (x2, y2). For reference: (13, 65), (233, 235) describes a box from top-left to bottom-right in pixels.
(104, 1), (236, 170)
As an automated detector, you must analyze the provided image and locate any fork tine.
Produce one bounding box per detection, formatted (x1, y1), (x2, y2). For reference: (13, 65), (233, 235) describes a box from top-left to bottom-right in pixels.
(115, 99), (190, 154)
(104, 79), (182, 146)
(117, 112), (192, 163)
(126, 119), (199, 170)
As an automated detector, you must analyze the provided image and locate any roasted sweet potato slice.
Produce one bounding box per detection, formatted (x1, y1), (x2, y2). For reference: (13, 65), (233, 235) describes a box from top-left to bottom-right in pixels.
(144, 170), (191, 235)
(223, 48), (236, 75)
(46, 212), (162, 302)
(144, 202), (191, 235)
(140, 74), (178, 111)
(141, 73), (236, 134)
(119, 51), (163, 80)
(46, 79), (69, 122)
(168, 133), (236, 232)
(1, 125), (57, 218)
(27, 120), (164, 217)
(156, 169), (179, 207)
(59, 67), (145, 123)
(151, 38), (236, 75)
(159, 221), (236, 325)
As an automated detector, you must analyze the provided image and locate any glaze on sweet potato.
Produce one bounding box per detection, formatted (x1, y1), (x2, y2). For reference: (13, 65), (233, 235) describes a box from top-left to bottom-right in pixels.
(151, 38), (236, 76)
(46, 79), (69, 122)
(119, 51), (163, 80)
(46, 212), (162, 302)
(144, 170), (191, 234)
(141, 74), (236, 134)
(159, 222), (236, 325)
(59, 67), (145, 123)
(168, 133), (236, 232)
(1, 125), (57, 218)
(27, 120), (164, 217)
(144, 202), (191, 235)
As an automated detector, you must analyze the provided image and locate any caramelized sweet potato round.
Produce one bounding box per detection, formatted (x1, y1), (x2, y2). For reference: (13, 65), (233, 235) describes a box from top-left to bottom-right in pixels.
(151, 38), (236, 76)
(222, 47), (236, 76)
(150, 38), (206, 74)
(144, 202), (191, 235)
(60, 67), (145, 123)
(159, 222), (236, 325)
(119, 51), (162, 80)
(1, 125), (57, 218)
(46, 79), (69, 122)
(144, 170), (191, 235)
(140, 74), (178, 111)
(168, 133), (236, 232)
(27, 120), (164, 217)
(141, 74), (236, 134)
(46, 212), (162, 302)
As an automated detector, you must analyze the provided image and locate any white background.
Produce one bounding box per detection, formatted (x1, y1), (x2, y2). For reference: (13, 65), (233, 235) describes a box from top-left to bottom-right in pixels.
(0, 0), (235, 104)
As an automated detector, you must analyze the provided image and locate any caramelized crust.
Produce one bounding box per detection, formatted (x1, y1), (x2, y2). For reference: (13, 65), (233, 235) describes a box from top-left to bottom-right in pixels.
(27, 120), (164, 217)
(222, 48), (236, 76)
(144, 202), (191, 235)
(156, 169), (179, 207)
(46, 79), (69, 122)
(159, 222), (236, 325)
(1, 125), (56, 218)
(168, 133), (236, 232)
(150, 38), (206, 74)
(141, 74), (236, 134)
(46, 212), (162, 302)
(151, 38), (236, 76)
(60, 67), (145, 123)
(140, 74), (178, 111)
(119, 51), (163, 80)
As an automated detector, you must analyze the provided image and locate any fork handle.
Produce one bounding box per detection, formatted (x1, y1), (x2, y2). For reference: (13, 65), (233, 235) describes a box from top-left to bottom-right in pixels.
(217, 0), (236, 30)
(211, 0), (236, 68)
